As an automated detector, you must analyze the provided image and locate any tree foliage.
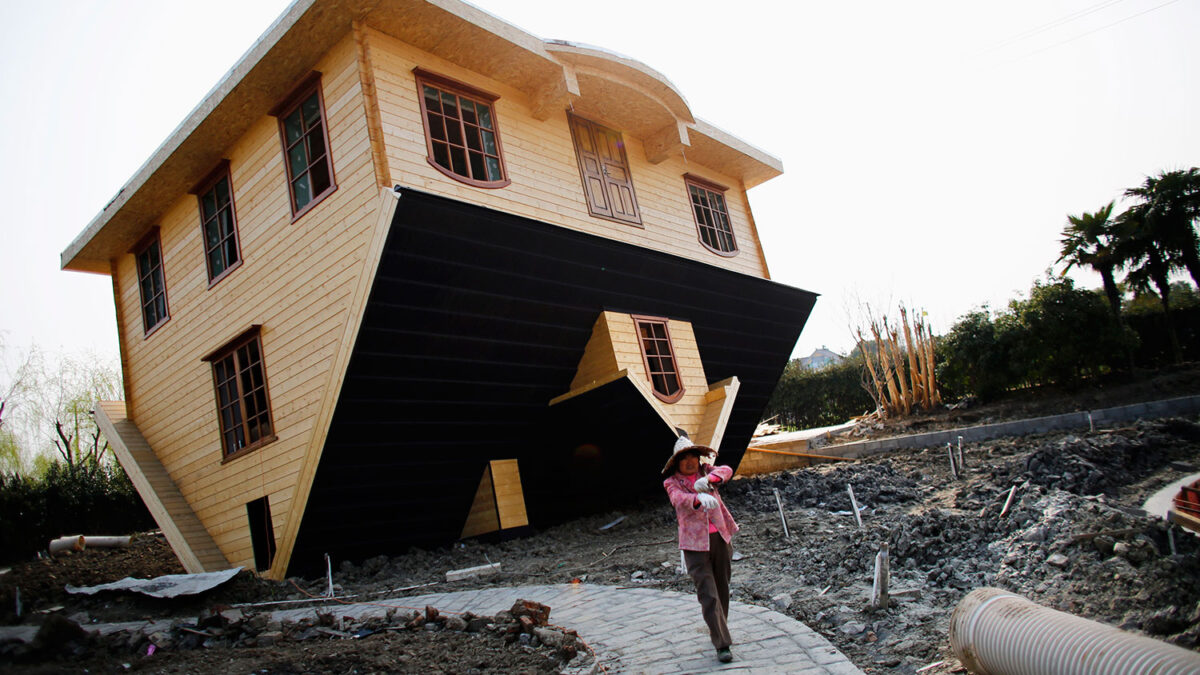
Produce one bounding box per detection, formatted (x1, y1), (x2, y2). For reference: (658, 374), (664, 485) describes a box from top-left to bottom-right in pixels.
(763, 356), (875, 429)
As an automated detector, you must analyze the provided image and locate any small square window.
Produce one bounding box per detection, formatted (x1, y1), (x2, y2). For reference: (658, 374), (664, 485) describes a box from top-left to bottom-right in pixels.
(133, 230), (169, 335)
(414, 68), (509, 189)
(685, 175), (738, 256)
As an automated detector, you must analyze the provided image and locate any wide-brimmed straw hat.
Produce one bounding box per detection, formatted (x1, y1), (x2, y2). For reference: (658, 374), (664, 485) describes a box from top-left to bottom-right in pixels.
(661, 435), (715, 477)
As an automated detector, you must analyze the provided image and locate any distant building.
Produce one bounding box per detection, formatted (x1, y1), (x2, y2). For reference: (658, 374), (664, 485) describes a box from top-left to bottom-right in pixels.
(799, 347), (844, 370)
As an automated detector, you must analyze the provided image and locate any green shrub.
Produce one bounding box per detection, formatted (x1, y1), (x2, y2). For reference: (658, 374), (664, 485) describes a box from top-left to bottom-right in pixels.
(0, 461), (154, 564)
(763, 356), (876, 429)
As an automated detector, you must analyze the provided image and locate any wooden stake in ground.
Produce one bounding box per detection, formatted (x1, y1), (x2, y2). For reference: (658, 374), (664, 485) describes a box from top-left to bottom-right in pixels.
(871, 542), (890, 609)
(773, 488), (791, 539)
(999, 485), (1018, 518)
(847, 485), (864, 528)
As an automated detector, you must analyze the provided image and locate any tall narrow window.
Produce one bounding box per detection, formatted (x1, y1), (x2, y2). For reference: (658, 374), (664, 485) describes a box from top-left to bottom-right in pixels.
(204, 327), (275, 460)
(246, 496), (277, 572)
(193, 162), (242, 284)
(134, 230), (169, 335)
(633, 316), (684, 403)
(414, 68), (509, 188)
(685, 174), (738, 256)
(271, 73), (336, 218)
(569, 113), (641, 226)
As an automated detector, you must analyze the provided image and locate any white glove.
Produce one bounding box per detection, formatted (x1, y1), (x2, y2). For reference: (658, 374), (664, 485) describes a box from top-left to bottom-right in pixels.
(693, 477), (712, 493)
(696, 493), (719, 511)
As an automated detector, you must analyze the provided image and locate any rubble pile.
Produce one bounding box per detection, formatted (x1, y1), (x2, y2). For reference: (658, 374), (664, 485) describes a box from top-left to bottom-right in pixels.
(0, 598), (585, 673)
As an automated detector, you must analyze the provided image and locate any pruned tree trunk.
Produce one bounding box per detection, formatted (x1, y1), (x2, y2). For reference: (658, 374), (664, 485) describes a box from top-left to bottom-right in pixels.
(854, 303), (943, 418)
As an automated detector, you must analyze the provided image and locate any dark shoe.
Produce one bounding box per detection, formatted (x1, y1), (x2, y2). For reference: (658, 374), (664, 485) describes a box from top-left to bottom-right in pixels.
(716, 647), (733, 663)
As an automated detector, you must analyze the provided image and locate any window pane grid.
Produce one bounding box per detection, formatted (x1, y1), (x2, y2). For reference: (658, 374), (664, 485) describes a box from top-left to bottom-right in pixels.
(635, 318), (683, 400)
(136, 237), (168, 332)
(199, 175), (239, 281)
(212, 335), (273, 458)
(280, 90), (333, 213)
(419, 80), (505, 185)
(688, 183), (737, 254)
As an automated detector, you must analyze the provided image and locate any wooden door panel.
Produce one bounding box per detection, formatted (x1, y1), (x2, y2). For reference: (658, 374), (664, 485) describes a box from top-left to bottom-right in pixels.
(569, 113), (641, 225)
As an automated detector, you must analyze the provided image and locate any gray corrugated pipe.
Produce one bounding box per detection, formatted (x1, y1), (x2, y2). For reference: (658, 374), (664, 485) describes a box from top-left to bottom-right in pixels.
(949, 587), (1200, 675)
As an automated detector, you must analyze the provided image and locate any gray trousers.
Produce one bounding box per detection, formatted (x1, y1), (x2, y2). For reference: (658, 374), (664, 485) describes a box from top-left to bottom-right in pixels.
(683, 532), (732, 649)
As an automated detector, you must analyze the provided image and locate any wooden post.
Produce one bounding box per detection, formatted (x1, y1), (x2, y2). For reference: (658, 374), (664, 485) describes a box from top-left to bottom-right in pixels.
(773, 488), (791, 539)
(871, 542), (890, 609)
(847, 485), (864, 528)
(999, 485), (1018, 518)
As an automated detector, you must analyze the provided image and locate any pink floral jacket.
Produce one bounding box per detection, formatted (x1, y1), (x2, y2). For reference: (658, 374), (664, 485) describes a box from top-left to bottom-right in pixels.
(663, 464), (738, 551)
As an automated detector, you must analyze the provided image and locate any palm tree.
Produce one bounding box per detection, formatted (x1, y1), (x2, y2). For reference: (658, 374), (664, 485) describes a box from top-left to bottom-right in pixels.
(1058, 201), (1122, 318)
(1116, 205), (1182, 361)
(1123, 168), (1200, 290)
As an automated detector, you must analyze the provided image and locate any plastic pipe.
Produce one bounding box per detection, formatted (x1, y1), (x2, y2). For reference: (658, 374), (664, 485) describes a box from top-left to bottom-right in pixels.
(950, 587), (1200, 675)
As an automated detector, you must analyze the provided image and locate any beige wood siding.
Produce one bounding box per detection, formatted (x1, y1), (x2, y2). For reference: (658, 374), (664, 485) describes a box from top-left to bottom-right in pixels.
(110, 33), (379, 573)
(363, 27), (769, 279)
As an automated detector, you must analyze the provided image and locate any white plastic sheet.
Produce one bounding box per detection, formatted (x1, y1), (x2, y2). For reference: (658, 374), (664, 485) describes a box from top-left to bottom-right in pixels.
(66, 567), (242, 598)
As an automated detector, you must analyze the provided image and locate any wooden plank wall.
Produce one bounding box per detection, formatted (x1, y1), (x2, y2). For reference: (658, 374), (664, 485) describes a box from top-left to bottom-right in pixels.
(362, 27), (770, 280)
(110, 32), (381, 573)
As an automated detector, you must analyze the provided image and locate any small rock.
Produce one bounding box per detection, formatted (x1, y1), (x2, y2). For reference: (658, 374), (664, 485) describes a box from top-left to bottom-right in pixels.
(630, 570), (645, 580)
(732, 551), (745, 561)
(772, 593), (792, 610)
(533, 626), (567, 648)
(444, 616), (468, 632)
(1047, 553), (1069, 568)
(840, 621), (867, 635)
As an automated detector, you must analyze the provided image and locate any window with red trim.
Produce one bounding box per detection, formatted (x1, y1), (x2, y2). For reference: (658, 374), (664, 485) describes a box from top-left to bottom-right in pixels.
(685, 175), (738, 255)
(205, 328), (275, 459)
(134, 231), (169, 335)
(634, 316), (684, 403)
(415, 69), (509, 188)
(273, 75), (336, 217)
(195, 165), (241, 283)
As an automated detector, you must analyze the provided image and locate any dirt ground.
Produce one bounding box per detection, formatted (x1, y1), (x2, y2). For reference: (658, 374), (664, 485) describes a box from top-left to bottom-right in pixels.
(3, 366), (1200, 673)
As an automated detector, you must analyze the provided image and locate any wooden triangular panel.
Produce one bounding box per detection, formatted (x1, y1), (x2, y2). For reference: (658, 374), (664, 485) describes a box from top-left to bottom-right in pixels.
(460, 464), (500, 538)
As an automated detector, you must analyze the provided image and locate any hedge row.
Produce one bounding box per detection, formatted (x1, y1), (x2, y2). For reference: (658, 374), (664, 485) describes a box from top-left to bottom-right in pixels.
(0, 462), (154, 565)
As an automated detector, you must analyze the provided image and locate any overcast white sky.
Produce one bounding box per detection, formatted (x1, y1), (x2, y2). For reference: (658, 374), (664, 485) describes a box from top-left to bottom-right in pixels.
(1, 0), (1197, 373)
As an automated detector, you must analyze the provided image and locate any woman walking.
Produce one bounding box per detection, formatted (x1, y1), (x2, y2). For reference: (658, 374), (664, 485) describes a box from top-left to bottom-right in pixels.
(662, 435), (739, 663)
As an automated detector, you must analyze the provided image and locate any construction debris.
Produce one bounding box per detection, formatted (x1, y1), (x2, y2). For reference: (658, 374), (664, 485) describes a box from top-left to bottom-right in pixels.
(445, 563), (501, 582)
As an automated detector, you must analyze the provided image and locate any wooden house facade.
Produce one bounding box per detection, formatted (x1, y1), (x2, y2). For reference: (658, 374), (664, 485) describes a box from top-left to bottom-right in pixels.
(61, 0), (816, 579)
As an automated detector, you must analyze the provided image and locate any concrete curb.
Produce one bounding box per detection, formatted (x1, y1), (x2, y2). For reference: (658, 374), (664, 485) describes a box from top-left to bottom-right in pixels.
(816, 394), (1200, 459)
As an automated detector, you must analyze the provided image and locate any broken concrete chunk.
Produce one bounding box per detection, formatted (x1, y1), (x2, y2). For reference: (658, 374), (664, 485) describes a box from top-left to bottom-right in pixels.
(1047, 553), (1069, 568)
(772, 593), (793, 610)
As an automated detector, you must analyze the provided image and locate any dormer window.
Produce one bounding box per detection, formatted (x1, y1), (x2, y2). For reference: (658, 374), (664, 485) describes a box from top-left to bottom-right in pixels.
(414, 68), (509, 188)
(685, 174), (738, 256)
(633, 315), (684, 403)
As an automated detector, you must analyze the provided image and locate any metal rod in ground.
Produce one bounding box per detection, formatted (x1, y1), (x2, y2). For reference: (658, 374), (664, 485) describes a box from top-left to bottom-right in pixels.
(999, 485), (1018, 518)
(947, 443), (959, 479)
(871, 542), (890, 609)
(957, 436), (966, 470)
(1088, 411), (1094, 432)
(325, 553), (335, 598)
(847, 485), (864, 528)
(773, 488), (791, 538)
(1169, 525), (1177, 556)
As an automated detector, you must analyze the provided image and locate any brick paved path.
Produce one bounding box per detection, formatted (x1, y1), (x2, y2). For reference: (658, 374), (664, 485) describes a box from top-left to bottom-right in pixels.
(273, 583), (864, 674)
